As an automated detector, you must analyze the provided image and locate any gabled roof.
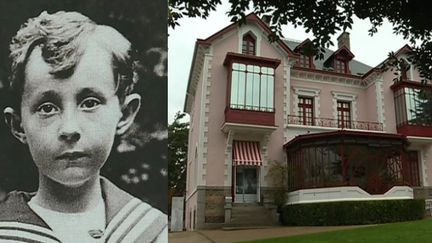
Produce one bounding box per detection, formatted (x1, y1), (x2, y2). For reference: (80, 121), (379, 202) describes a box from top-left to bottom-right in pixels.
(184, 13), (299, 113)
(323, 46), (355, 67)
(361, 44), (412, 79)
(293, 38), (313, 53)
(195, 13), (297, 58)
(331, 46), (355, 60)
(284, 39), (372, 76)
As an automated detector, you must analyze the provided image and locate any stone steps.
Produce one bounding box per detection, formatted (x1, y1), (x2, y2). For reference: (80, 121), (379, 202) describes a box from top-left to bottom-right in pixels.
(224, 203), (278, 228)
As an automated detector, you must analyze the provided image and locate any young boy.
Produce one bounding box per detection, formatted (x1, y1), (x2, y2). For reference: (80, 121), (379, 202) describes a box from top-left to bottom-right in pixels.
(0, 11), (167, 242)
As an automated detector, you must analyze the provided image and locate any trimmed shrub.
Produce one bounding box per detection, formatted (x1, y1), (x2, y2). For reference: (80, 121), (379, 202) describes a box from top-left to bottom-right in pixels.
(281, 199), (425, 226)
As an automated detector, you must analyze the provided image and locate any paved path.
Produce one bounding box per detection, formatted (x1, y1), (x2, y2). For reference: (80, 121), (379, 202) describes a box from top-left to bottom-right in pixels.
(169, 225), (372, 243)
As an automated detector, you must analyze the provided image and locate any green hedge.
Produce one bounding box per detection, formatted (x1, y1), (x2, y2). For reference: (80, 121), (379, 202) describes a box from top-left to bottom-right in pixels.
(281, 199), (425, 226)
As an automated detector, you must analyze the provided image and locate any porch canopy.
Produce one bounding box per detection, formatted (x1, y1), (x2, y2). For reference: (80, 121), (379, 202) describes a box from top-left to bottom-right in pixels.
(283, 130), (420, 194)
(233, 140), (262, 166)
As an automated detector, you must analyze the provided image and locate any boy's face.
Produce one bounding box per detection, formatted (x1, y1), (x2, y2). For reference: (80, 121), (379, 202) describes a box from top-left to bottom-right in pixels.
(17, 42), (125, 186)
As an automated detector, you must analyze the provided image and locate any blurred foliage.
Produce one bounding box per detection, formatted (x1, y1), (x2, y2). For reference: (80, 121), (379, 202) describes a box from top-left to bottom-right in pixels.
(169, 0), (432, 82)
(266, 160), (288, 210)
(0, 0), (167, 213)
(167, 112), (188, 215)
(168, 112), (188, 197)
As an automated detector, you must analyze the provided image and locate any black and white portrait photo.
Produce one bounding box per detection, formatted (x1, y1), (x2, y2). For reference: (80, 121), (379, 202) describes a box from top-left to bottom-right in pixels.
(0, 1), (167, 242)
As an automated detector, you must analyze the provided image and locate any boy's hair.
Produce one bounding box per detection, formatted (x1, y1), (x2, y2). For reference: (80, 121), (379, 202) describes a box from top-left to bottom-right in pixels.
(8, 11), (138, 111)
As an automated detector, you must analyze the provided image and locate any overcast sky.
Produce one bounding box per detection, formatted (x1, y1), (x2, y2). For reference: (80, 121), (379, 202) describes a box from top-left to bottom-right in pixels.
(168, 1), (408, 123)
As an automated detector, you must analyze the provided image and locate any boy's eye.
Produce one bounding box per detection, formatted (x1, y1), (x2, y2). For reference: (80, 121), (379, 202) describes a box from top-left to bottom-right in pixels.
(80, 98), (101, 110)
(37, 103), (59, 115)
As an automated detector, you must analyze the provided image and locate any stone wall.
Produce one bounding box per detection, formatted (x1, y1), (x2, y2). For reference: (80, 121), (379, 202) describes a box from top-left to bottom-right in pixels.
(204, 187), (231, 223)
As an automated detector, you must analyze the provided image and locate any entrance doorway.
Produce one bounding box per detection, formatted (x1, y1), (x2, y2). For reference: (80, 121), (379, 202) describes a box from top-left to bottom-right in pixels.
(235, 167), (258, 203)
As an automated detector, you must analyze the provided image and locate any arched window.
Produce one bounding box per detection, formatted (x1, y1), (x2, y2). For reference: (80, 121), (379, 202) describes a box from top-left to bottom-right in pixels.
(242, 34), (256, 55)
(400, 59), (410, 81)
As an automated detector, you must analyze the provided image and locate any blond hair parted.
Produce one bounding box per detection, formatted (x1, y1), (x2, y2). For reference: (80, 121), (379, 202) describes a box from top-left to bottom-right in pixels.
(9, 11), (138, 110)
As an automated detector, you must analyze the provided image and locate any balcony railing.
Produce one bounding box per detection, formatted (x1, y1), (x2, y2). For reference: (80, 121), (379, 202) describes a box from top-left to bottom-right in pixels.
(287, 115), (383, 131)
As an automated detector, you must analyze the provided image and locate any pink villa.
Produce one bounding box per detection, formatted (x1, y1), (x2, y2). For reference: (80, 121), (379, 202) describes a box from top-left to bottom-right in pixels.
(183, 14), (432, 229)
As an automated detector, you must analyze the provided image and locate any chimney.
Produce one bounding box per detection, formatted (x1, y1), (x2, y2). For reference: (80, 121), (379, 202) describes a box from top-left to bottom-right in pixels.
(337, 32), (350, 50)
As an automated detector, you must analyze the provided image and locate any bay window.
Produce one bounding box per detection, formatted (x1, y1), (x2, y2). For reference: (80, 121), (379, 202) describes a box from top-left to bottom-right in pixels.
(230, 63), (275, 112)
(394, 86), (432, 127)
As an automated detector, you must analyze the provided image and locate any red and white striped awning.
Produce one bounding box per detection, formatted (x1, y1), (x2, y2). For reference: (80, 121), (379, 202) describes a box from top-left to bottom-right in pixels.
(233, 141), (262, 166)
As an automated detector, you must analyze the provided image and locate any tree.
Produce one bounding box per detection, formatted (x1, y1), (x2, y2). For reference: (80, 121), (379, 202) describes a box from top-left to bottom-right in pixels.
(169, 0), (432, 82)
(266, 160), (288, 211)
(168, 112), (189, 197)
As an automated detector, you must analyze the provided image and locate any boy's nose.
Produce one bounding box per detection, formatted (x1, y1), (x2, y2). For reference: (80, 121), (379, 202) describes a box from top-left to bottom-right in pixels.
(59, 130), (81, 142)
(58, 112), (81, 143)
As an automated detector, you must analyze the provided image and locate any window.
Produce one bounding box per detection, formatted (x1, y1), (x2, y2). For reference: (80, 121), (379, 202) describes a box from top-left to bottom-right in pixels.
(337, 101), (351, 128)
(404, 151), (420, 186)
(394, 87), (432, 127)
(400, 59), (410, 81)
(298, 97), (314, 125)
(298, 55), (312, 68)
(242, 34), (256, 55)
(335, 59), (346, 73)
(230, 63), (274, 112)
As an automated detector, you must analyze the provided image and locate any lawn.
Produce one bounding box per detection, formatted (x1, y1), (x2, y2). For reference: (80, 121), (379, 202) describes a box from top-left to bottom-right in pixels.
(241, 219), (432, 243)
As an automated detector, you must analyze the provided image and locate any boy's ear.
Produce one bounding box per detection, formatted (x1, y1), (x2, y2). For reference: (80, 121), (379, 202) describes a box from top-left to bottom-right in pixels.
(116, 93), (141, 135)
(3, 107), (26, 144)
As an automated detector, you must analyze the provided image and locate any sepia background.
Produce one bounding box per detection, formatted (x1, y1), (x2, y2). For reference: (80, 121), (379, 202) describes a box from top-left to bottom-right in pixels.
(0, 0), (167, 213)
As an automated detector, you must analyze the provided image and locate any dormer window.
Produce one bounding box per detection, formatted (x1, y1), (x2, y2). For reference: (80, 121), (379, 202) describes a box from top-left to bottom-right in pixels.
(335, 59), (347, 73)
(294, 39), (316, 69)
(242, 34), (256, 55)
(323, 47), (354, 74)
(298, 55), (312, 68)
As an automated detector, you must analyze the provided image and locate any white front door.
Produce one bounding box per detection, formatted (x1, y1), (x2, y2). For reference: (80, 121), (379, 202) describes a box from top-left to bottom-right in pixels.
(235, 167), (258, 203)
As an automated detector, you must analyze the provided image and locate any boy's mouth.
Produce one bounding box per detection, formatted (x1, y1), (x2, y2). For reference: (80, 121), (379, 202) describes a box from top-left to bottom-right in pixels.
(56, 151), (88, 161)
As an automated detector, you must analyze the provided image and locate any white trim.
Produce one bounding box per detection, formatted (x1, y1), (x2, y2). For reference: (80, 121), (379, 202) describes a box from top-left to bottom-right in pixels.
(224, 130), (235, 187)
(291, 70), (365, 87)
(331, 91), (358, 122)
(420, 149), (428, 187)
(221, 122), (277, 134)
(375, 76), (385, 130)
(286, 124), (385, 133)
(237, 25), (262, 56)
(422, 145), (432, 187)
(197, 49), (213, 186)
(292, 86), (321, 119)
(283, 58), (294, 142)
(185, 188), (198, 202)
(260, 134), (271, 187)
(287, 186), (413, 205)
(409, 65), (414, 80)
(407, 136), (432, 143)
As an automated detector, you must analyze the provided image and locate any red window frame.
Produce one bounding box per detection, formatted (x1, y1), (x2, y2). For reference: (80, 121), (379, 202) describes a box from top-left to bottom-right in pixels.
(242, 34), (256, 55)
(337, 101), (351, 128)
(298, 55), (312, 68)
(298, 97), (314, 125)
(335, 59), (346, 73)
(403, 151), (420, 186)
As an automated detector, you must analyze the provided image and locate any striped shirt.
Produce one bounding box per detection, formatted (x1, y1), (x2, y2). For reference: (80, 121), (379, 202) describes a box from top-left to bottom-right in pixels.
(0, 177), (167, 243)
